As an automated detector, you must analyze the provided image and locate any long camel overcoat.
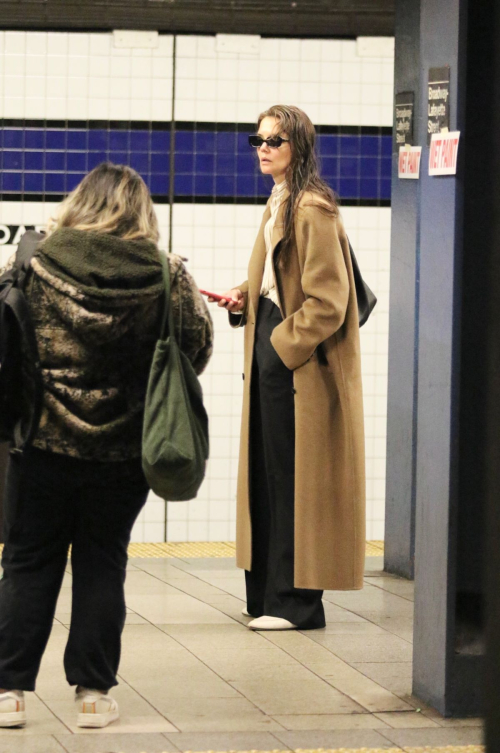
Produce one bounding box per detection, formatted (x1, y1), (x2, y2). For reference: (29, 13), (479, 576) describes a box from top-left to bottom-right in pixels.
(230, 190), (366, 591)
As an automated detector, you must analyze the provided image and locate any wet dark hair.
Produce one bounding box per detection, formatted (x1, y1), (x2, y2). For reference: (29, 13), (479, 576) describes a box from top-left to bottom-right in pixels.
(257, 104), (338, 268)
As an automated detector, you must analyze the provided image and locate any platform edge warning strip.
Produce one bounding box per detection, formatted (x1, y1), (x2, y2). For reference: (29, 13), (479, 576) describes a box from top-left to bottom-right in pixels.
(113, 744), (484, 753)
(0, 541), (385, 558)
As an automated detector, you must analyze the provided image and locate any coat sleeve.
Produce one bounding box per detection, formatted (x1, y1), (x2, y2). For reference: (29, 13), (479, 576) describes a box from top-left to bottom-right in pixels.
(270, 205), (349, 371)
(169, 257), (214, 375)
(228, 279), (249, 329)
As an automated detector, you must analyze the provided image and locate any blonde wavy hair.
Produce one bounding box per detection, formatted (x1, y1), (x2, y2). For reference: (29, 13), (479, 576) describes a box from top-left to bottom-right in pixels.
(48, 162), (160, 244)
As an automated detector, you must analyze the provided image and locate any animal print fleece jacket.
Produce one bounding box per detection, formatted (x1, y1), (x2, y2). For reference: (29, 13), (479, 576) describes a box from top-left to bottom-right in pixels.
(20, 228), (213, 462)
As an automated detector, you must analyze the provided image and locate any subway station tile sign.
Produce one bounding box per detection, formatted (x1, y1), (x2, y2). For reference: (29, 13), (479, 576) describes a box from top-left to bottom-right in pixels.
(395, 92), (415, 146)
(428, 66), (450, 144)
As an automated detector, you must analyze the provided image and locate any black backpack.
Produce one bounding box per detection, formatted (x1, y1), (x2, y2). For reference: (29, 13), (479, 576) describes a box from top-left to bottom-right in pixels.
(0, 231), (44, 453)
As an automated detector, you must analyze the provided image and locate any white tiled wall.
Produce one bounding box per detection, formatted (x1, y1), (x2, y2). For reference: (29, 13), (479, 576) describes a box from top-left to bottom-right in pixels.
(0, 31), (393, 542)
(0, 30), (173, 121)
(175, 35), (394, 126)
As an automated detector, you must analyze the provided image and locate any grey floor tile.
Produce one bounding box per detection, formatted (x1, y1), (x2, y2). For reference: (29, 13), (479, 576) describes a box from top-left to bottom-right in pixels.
(201, 595), (250, 624)
(364, 576), (415, 601)
(56, 732), (179, 752)
(55, 612), (148, 627)
(262, 628), (345, 663)
(131, 559), (190, 577)
(432, 716), (484, 728)
(0, 738), (67, 753)
(379, 725), (484, 745)
(124, 571), (183, 595)
(168, 557), (238, 571)
(374, 710), (440, 728)
(192, 647), (298, 678)
(229, 667), (364, 715)
(271, 713), (391, 730)
(351, 662), (413, 697)
(321, 602), (367, 622)
(191, 577), (247, 600)
(124, 612), (149, 625)
(124, 593), (235, 624)
(323, 586), (414, 618)
(308, 632), (413, 663)
(272, 728), (398, 748)
(320, 621), (387, 635)
(366, 616), (414, 642)
(164, 731), (288, 751)
(158, 623), (278, 651)
(261, 632), (412, 713)
(156, 578), (229, 601)
(160, 699), (285, 732)
(306, 662), (413, 713)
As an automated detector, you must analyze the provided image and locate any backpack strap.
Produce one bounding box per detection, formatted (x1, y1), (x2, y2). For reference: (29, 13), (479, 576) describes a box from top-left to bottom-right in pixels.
(13, 230), (45, 288)
(3, 231), (45, 452)
(4, 288), (44, 452)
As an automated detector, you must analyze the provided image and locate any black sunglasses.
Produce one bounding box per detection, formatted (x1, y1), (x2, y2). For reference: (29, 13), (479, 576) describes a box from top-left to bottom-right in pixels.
(248, 135), (290, 149)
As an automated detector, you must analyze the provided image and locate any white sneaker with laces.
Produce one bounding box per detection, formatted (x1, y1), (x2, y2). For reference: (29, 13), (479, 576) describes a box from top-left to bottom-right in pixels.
(75, 687), (119, 728)
(0, 690), (26, 727)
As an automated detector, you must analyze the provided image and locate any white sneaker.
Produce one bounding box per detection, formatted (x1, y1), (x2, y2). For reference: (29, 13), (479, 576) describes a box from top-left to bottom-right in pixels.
(76, 687), (119, 728)
(241, 607), (252, 617)
(0, 690), (26, 727)
(248, 615), (297, 630)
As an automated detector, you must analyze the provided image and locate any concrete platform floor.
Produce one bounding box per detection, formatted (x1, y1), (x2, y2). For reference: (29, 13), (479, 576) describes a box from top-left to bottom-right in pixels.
(0, 555), (484, 753)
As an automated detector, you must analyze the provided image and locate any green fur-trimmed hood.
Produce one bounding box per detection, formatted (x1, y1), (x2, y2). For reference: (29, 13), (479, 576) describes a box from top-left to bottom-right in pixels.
(35, 228), (164, 303)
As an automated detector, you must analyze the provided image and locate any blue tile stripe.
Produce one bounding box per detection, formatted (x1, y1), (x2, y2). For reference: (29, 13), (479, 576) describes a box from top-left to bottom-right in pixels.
(0, 120), (392, 205)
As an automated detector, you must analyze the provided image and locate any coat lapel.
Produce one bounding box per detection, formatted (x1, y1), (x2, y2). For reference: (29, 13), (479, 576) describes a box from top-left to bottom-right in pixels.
(247, 188), (289, 315)
(247, 205), (270, 316)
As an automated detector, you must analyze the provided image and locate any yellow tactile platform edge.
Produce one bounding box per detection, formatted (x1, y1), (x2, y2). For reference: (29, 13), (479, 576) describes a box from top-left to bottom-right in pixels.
(116, 745), (484, 753)
(126, 540), (385, 558)
(0, 541), (384, 558)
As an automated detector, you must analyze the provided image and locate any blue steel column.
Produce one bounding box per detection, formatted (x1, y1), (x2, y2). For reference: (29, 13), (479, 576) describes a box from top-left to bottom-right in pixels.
(412, 0), (472, 716)
(384, 0), (421, 580)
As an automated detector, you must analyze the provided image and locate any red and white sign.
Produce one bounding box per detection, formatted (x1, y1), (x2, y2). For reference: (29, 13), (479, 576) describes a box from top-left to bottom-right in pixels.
(398, 146), (422, 179)
(428, 131), (460, 175)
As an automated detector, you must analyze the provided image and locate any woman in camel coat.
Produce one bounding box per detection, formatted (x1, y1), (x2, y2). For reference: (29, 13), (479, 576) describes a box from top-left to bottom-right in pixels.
(212, 105), (365, 631)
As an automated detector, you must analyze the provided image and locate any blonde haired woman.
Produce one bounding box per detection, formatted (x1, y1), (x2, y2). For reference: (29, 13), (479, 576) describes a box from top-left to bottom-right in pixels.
(0, 163), (213, 728)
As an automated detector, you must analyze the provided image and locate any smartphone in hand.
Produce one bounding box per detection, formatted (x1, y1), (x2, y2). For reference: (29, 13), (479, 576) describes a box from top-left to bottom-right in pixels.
(199, 289), (233, 303)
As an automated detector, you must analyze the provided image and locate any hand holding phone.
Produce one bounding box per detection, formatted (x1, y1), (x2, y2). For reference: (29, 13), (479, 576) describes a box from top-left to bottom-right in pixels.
(199, 289), (233, 303)
(200, 288), (245, 312)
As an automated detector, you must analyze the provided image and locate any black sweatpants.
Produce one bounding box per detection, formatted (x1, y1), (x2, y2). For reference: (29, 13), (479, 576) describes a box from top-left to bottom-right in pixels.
(0, 447), (149, 692)
(245, 297), (325, 629)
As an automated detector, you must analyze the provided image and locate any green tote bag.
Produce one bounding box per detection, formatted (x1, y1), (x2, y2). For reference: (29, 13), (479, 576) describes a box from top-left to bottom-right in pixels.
(142, 253), (209, 501)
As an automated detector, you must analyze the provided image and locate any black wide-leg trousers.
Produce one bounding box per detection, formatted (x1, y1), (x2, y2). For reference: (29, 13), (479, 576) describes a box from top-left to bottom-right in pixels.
(245, 297), (325, 629)
(0, 447), (149, 692)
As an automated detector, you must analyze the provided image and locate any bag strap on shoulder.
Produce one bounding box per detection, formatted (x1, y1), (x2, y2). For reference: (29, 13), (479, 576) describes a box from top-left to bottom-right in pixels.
(159, 252), (183, 347)
(159, 252), (173, 341)
(13, 230), (45, 288)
